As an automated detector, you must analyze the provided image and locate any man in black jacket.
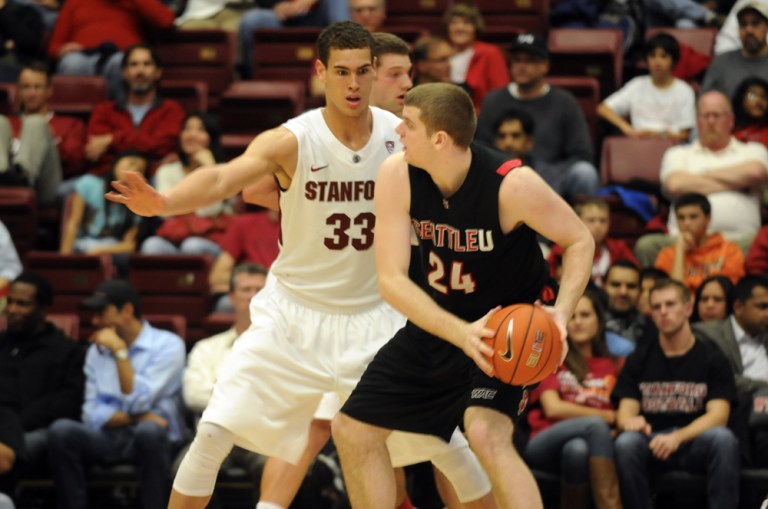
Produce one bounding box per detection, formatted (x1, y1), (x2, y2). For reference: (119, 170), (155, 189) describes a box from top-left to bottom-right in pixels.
(0, 0), (44, 83)
(0, 273), (85, 499)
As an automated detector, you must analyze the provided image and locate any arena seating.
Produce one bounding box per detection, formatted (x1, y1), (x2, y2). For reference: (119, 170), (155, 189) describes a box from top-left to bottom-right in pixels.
(159, 79), (209, 113)
(0, 187), (38, 258)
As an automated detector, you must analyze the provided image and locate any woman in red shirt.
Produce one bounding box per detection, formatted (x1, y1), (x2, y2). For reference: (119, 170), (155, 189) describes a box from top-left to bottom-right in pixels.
(525, 289), (623, 509)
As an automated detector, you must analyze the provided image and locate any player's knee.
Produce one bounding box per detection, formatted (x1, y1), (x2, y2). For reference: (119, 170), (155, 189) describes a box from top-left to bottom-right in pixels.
(172, 422), (235, 497)
(331, 412), (385, 449)
(307, 419), (332, 453)
(465, 412), (513, 459)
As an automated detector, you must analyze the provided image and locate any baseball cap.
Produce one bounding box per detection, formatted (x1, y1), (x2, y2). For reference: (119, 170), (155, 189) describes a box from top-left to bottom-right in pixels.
(81, 279), (141, 311)
(737, 2), (768, 21)
(510, 33), (549, 59)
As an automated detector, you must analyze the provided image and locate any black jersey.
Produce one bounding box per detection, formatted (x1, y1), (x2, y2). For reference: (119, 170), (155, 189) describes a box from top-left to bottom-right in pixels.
(407, 142), (548, 328)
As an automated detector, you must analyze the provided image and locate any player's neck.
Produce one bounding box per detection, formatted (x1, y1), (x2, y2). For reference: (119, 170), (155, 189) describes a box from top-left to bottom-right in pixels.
(322, 106), (373, 152)
(428, 147), (472, 198)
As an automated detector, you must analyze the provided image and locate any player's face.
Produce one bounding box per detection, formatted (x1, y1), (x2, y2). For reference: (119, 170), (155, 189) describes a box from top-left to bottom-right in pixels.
(230, 272), (266, 318)
(604, 267), (640, 313)
(493, 119), (531, 156)
(370, 53), (412, 117)
(180, 116), (211, 157)
(646, 47), (673, 79)
(567, 296), (599, 347)
(579, 205), (609, 245)
(734, 285), (768, 337)
(396, 105), (431, 165)
(650, 286), (692, 336)
(17, 69), (51, 114)
(319, 48), (375, 117)
(697, 280), (728, 322)
(675, 204), (709, 241)
(738, 11), (768, 55)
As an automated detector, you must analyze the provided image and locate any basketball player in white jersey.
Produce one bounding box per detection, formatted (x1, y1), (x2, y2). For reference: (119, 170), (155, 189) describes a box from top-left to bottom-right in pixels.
(107, 22), (493, 509)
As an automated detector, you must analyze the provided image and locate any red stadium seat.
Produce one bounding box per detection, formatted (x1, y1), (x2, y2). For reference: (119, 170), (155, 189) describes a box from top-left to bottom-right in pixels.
(547, 28), (624, 98)
(47, 313), (80, 340)
(599, 136), (675, 185)
(156, 29), (235, 109)
(219, 80), (306, 160)
(48, 75), (108, 120)
(645, 27), (717, 59)
(475, 0), (549, 33)
(251, 28), (320, 85)
(159, 79), (209, 113)
(384, 0), (451, 34)
(0, 187), (38, 258)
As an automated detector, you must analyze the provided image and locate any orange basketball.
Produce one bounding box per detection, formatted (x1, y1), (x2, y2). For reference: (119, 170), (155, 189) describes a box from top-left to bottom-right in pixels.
(483, 304), (562, 386)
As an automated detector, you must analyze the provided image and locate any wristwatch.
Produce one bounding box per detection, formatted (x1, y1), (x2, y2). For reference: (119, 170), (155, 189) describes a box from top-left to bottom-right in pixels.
(114, 348), (129, 361)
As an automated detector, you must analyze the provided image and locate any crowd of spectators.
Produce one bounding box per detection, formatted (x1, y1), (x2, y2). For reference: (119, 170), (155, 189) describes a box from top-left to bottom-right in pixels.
(1, 0), (768, 507)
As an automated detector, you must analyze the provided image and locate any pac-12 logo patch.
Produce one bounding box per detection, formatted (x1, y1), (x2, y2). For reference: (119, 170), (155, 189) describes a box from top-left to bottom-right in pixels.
(385, 141), (395, 154)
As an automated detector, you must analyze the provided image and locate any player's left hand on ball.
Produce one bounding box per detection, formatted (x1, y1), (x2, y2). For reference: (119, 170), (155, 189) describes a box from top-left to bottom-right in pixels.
(461, 307), (499, 376)
(535, 301), (568, 369)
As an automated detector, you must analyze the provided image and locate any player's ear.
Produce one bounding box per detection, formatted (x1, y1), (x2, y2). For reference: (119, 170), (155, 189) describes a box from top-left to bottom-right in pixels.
(315, 59), (326, 81)
(432, 130), (449, 149)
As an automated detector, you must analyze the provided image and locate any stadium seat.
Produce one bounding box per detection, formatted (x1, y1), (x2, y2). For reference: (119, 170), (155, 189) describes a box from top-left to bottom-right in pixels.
(0, 83), (15, 116)
(156, 29), (235, 109)
(251, 28), (320, 85)
(475, 0), (549, 33)
(546, 76), (601, 152)
(145, 313), (187, 342)
(547, 28), (624, 98)
(384, 0), (451, 34)
(47, 313), (80, 340)
(159, 79), (209, 113)
(599, 136), (675, 186)
(48, 75), (108, 120)
(0, 187), (38, 258)
(645, 27), (717, 59)
(382, 25), (429, 44)
(202, 311), (235, 337)
(127, 254), (212, 342)
(219, 80), (307, 160)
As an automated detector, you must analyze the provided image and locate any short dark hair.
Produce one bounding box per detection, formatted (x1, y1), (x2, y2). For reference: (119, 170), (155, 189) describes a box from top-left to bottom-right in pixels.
(19, 61), (52, 85)
(372, 32), (410, 62)
(644, 32), (680, 65)
(12, 272), (54, 308)
(574, 197), (609, 216)
(492, 109), (535, 137)
(121, 43), (162, 69)
(606, 259), (640, 280)
(650, 277), (692, 303)
(443, 3), (485, 34)
(673, 193), (711, 216)
(734, 275), (768, 304)
(412, 35), (448, 64)
(640, 267), (668, 285)
(404, 83), (476, 148)
(692, 275), (734, 322)
(229, 263), (268, 293)
(317, 21), (374, 67)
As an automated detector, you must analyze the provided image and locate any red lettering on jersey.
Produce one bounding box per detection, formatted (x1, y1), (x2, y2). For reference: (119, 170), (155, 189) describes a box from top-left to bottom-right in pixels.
(496, 159), (523, 176)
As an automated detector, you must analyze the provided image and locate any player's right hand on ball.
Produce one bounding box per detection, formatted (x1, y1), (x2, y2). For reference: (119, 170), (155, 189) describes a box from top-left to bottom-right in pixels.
(461, 307), (499, 376)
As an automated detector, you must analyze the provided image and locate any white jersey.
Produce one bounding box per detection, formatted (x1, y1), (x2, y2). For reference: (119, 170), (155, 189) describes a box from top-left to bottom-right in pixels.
(269, 106), (402, 310)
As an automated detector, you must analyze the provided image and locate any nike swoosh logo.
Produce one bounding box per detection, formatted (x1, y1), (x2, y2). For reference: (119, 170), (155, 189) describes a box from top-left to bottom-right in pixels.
(499, 319), (514, 362)
(311, 165), (328, 172)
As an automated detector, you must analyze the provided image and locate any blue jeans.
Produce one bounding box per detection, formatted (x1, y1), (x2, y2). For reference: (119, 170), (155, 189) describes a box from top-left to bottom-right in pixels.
(48, 418), (173, 509)
(525, 416), (615, 484)
(614, 427), (740, 509)
(644, 0), (712, 27)
(56, 51), (124, 100)
(141, 236), (222, 257)
(238, 0), (349, 78)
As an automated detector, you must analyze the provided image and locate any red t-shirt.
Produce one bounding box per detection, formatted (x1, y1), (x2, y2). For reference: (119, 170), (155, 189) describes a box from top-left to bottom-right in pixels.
(219, 211), (280, 268)
(527, 357), (619, 438)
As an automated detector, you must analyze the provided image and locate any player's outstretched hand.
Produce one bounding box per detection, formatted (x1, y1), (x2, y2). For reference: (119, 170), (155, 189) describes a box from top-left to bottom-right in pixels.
(105, 170), (165, 217)
(535, 301), (569, 367)
(461, 307), (499, 376)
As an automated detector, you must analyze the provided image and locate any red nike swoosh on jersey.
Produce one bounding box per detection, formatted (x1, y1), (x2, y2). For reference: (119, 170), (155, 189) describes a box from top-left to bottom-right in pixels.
(311, 165), (328, 172)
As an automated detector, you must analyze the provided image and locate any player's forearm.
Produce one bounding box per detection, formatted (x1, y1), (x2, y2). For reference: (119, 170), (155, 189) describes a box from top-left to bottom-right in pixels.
(379, 273), (467, 349)
(162, 165), (236, 216)
(555, 236), (594, 319)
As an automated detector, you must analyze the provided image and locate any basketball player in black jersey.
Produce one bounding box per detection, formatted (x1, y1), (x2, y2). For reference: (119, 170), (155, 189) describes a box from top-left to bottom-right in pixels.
(332, 83), (595, 509)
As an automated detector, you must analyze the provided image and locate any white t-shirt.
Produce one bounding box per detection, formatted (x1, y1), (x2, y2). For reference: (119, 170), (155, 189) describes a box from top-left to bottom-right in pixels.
(450, 47), (473, 84)
(271, 106), (402, 310)
(603, 75), (696, 133)
(661, 137), (768, 235)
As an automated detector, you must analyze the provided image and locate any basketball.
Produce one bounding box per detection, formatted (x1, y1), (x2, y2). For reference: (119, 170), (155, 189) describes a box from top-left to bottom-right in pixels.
(483, 304), (562, 386)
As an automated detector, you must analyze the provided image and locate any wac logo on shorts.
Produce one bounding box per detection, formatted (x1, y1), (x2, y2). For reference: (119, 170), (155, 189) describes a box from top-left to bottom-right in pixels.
(471, 388), (497, 400)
